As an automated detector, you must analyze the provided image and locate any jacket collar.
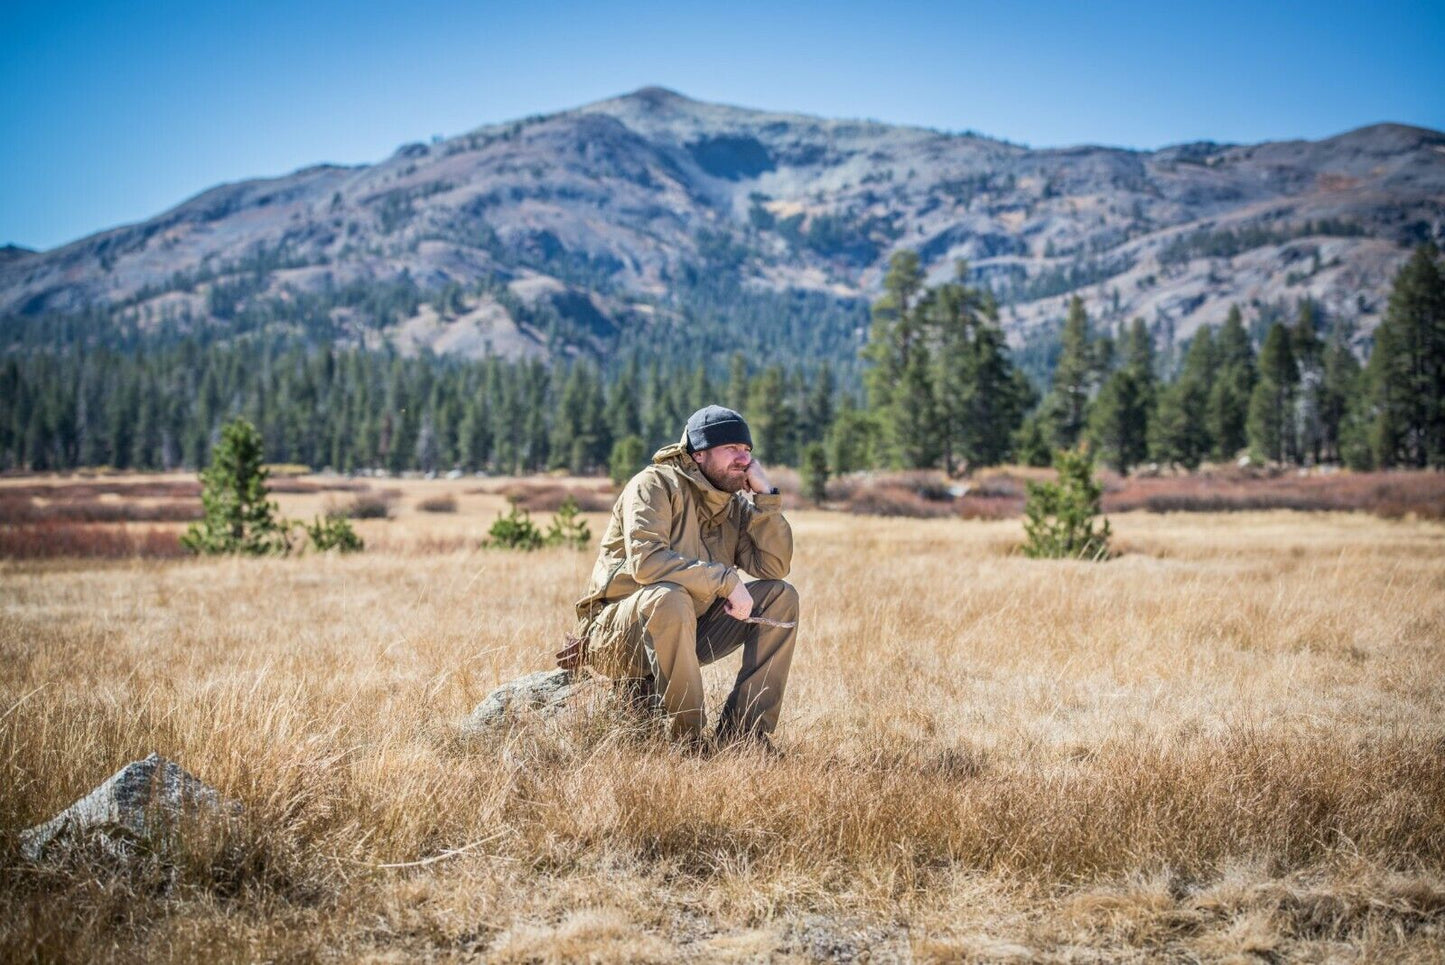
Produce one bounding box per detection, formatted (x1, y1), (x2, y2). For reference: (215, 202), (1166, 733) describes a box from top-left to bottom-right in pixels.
(652, 438), (735, 523)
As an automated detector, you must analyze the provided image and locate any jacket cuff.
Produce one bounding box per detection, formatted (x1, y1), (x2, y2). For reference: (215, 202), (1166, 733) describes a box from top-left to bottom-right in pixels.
(720, 567), (742, 598)
(751, 492), (784, 514)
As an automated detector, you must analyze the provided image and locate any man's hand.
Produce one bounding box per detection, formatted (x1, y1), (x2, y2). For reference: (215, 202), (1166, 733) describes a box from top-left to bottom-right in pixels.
(555, 633), (587, 671)
(723, 580), (754, 621)
(744, 457), (773, 495)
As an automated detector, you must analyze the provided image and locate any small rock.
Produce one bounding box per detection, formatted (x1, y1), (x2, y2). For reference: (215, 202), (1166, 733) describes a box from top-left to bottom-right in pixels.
(20, 752), (233, 861)
(784, 915), (911, 964)
(461, 668), (588, 734)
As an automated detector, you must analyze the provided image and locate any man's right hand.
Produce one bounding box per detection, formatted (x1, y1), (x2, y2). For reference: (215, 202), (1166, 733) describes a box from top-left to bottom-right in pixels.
(723, 580), (754, 621)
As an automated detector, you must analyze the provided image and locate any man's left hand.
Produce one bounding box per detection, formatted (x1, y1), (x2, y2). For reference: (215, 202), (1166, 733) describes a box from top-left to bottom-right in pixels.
(745, 458), (773, 494)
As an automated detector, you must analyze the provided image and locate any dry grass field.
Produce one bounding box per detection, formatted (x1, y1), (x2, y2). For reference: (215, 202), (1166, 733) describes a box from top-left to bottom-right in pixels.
(2, 475), (1444, 962)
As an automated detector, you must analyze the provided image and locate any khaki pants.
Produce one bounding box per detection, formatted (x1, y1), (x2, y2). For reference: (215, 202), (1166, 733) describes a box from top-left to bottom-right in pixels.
(586, 579), (799, 741)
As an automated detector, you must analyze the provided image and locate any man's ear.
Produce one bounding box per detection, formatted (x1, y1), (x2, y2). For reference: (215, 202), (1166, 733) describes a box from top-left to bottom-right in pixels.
(691, 450), (705, 465)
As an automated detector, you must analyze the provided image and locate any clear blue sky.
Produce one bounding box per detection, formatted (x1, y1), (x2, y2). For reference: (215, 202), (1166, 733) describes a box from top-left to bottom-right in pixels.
(3, 0), (1441, 251)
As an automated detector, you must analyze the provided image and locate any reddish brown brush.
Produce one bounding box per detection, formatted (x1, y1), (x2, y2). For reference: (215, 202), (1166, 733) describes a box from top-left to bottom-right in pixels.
(325, 490), (399, 519)
(0, 494), (201, 524)
(847, 484), (957, 518)
(0, 522), (186, 559)
(1106, 470), (1445, 519)
(267, 478), (372, 494)
(838, 468), (1445, 520)
(489, 482), (615, 512)
(0, 479), (200, 500)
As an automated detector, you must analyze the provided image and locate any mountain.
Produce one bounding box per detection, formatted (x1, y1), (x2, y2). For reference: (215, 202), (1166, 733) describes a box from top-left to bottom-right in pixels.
(0, 245), (36, 266)
(3, 87), (1442, 363)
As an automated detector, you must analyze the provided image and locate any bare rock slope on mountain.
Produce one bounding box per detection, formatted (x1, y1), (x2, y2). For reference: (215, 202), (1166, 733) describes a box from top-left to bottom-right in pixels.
(3, 87), (1441, 357)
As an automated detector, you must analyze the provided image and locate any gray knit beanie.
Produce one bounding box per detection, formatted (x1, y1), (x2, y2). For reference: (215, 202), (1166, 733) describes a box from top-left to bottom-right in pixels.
(684, 405), (753, 452)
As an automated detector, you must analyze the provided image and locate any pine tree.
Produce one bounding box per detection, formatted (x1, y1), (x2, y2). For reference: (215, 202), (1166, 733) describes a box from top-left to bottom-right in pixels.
(457, 398), (490, 471)
(1041, 296), (1096, 450)
(415, 415), (439, 472)
(1292, 300), (1326, 464)
(1013, 414), (1052, 467)
(800, 442), (829, 504)
(1207, 306), (1256, 461)
(747, 365), (798, 465)
(551, 364), (587, 472)
(826, 396), (879, 474)
(609, 434), (646, 487)
(893, 333), (938, 469)
(802, 362), (836, 444)
(963, 312), (1031, 468)
(1363, 245), (1445, 468)
(1319, 320), (1361, 464)
(1089, 317), (1155, 474)
(522, 361), (551, 471)
(182, 417), (289, 555)
(1247, 322), (1299, 463)
(1150, 327), (1214, 468)
(726, 352), (750, 413)
(610, 357), (643, 443)
(932, 273), (1024, 471)
(864, 250), (935, 467)
(1089, 368), (1148, 474)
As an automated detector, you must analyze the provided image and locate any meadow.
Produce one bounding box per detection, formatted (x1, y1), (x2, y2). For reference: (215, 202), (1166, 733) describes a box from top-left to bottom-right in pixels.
(2, 475), (1443, 962)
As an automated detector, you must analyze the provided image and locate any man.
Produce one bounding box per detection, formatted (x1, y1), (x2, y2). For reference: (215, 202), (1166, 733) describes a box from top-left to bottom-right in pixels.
(565, 405), (798, 749)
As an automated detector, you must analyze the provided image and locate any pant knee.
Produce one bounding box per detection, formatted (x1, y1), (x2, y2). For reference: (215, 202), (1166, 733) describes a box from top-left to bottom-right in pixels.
(752, 579), (799, 619)
(641, 582), (694, 622)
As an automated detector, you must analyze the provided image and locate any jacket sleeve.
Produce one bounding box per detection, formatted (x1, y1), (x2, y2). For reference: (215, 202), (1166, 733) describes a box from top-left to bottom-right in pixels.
(734, 492), (792, 579)
(622, 472), (741, 601)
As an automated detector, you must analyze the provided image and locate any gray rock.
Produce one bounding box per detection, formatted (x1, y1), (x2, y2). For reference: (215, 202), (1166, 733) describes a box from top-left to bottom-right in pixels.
(20, 752), (232, 861)
(461, 669), (587, 734)
(784, 915), (911, 964)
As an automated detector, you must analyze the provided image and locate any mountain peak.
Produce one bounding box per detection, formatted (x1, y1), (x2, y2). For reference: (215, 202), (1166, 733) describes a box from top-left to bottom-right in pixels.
(2, 89), (1439, 354)
(624, 86), (692, 108)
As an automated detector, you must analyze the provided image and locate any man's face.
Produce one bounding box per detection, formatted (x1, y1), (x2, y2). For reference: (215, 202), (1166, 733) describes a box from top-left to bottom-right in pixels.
(691, 442), (752, 493)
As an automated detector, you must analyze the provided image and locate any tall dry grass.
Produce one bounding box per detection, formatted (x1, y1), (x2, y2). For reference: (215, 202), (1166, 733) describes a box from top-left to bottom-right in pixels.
(1, 481), (1443, 961)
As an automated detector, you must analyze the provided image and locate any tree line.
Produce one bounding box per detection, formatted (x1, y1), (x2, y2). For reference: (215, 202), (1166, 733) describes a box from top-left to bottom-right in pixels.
(858, 244), (1445, 474)
(1, 244), (1440, 476)
(0, 338), (841, 478)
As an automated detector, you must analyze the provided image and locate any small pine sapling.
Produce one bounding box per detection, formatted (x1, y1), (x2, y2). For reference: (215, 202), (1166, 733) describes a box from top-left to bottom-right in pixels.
(1022, 446), (1112, 560)
(487, 499), (545, 550)
(182, 418), (290, 556)
(305, 514), (364, 553)
(545, 494), (592, 549)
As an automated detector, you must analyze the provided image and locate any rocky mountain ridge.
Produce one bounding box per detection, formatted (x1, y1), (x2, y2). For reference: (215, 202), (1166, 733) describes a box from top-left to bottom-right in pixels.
(3, 87), (1442, 361)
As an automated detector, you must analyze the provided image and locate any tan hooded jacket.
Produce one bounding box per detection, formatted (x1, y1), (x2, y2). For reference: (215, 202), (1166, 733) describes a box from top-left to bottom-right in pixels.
(573, 439), (793, 633)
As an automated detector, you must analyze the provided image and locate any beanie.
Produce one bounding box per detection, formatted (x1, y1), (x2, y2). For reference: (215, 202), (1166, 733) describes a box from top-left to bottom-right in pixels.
(684, 405), (753, 453)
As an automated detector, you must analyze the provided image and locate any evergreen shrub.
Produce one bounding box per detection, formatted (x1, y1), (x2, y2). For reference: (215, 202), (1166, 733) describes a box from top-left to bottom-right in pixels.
(1022, 447), (1112, 560)
(182, 418), (290, 556)
(305, 514), (364, 553)
(487, 500), (545, 550)
(544, 495), (592, 549)
(183, 417), (365, 556)
(486, 495), (592, 551)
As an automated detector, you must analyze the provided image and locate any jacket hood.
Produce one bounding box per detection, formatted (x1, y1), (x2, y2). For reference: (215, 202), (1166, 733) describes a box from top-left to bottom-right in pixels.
(652, 438), (735, 521)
